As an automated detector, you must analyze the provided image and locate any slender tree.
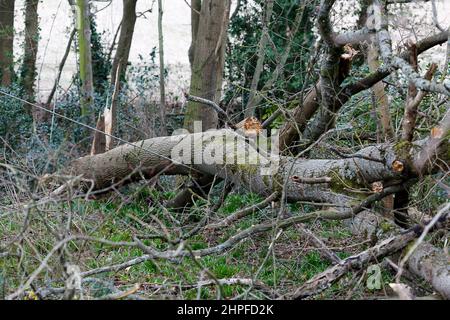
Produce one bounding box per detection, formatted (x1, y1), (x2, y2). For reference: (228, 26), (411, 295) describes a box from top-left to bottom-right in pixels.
(110, 0), (137, 86)
(244, 0), (274, 118)
(188, 0), (201, 70)
(158, 0), (167, 136)
(0, 0), (14, 87)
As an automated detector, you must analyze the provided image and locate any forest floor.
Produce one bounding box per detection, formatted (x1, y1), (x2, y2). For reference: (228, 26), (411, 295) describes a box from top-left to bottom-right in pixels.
(2, 176), (432, 300)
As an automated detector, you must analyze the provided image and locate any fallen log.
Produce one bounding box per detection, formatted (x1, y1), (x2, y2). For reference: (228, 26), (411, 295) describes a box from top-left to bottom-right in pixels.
(66, 129), (407, 203)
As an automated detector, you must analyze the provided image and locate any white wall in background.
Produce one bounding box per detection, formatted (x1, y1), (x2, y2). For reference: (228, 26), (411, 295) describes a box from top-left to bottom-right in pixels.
(13, 0), (450, 102)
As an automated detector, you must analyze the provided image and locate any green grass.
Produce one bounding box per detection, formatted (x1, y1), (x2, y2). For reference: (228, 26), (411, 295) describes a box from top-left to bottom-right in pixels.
(0, 189), (402, 300)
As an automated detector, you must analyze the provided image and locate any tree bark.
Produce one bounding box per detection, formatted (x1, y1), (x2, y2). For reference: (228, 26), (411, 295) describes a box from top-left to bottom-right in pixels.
(173, 0), (230, 211)
(367, 40), (394, 141)
(401, 60), (437, 142)
(407, 242), (450, 299)
(188, 0), (201, 70)
(0, 0), (14, 87)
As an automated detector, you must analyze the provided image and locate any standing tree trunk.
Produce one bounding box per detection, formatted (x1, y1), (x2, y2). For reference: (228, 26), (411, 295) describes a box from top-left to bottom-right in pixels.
(0, 0), (14, 87)
(110, 0), (136, 87)
(20, 0), (39, 111)
(188, 0), (201, 70)
(158, 0), (167, 136)
(75, 0), (94, 117)
(183, 0), (231, 132)
(92, 0), (137, 155)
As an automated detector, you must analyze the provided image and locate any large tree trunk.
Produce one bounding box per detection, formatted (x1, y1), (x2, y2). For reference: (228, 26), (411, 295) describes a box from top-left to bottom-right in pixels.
(20, 0), (38, 108)
(0, 0), (14, 87)
(183, 0), (231, 132)
(188, 0), (202, 70)
(75, 0), (94, 117)
(172, 0), (230, 210)
(53, 128), (450, 299)
(67, 129), (414, 203)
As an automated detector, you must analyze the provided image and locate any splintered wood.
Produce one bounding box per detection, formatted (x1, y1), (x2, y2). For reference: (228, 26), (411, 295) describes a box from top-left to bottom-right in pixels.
(235, 116), (263, 137)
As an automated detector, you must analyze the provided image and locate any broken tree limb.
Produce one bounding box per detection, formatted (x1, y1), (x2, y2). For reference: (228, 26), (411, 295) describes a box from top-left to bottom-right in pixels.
(290, 230), (417, 299)
(413, 107), (450, 175)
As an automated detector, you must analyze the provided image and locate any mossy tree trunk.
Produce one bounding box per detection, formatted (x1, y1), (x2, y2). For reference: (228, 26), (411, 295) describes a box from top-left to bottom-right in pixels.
(158, 0), (167, 136)
(0, 0), (15, 87)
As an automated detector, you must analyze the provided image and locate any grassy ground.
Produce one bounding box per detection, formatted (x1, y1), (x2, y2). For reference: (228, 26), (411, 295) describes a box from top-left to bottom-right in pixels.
(0, 177), (411, 300)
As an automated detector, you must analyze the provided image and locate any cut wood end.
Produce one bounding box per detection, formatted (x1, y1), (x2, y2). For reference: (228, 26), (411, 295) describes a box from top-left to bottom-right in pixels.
(372, 181), (384, 193)
(392, 160), (404, 173)
(341, 44), (359, 60)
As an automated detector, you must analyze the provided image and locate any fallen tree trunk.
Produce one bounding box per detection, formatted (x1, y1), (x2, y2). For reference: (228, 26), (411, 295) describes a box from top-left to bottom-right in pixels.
(289, 212), (450, 300)
(67, 129), (410, 203)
